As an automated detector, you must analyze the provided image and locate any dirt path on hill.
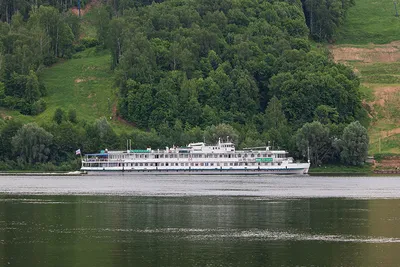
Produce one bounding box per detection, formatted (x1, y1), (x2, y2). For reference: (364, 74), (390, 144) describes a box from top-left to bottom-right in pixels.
(330, 42), (400, 63)
(71, 0), (100, 16)
(330, 42), (400, 115)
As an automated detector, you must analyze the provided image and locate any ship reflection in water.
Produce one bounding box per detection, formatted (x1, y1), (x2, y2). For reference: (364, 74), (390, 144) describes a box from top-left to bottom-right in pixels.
(1, 175), (400, 267)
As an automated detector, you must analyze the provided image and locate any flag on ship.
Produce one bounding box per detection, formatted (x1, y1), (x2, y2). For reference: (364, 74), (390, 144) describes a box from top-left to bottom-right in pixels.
(75, 149), (81, 155)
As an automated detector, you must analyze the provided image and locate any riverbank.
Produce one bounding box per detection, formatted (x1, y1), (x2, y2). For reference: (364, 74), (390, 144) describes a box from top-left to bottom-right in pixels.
(309, 163), (400, 176)
(0, 171), (85, 176)
(309, 164), (373, 176)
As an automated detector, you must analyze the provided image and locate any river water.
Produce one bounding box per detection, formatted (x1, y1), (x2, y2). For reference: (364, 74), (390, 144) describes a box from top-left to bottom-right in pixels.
(1, 174), (400, 266)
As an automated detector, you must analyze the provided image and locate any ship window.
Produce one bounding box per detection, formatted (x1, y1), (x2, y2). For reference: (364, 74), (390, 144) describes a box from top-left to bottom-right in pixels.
(224, 163), (227, 166)
(230, 163), (233, 166)
(257, 153), (261, 157)
(160, 154), (164, 158)
(166, 163), (169, 166)
(195, 163), (199, 166)
(175, 163), (178, 166)
(211, 163), (214, 166)
(185, 163), (188, 166)
(251, 154), (254, 157)
(145, 163), (148, 166)
(214, 154), (218, 158)
(181, 163), (184, 166)
(244, 154), (248, 157)
(262, 154), (266, 157)
(234, 163), (238, 166)
(224, 155), (228, 158)
(140, 163), (143, 166)
(238, 154), (241, 157)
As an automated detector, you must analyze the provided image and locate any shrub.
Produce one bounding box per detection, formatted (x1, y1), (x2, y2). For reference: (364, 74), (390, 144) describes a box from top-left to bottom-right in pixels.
(81, 37), (100, 48)
(31, 99), (47, 115)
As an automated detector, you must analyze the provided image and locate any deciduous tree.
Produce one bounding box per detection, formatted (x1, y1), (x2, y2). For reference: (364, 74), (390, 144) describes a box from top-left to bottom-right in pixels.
(12, 122), (53, 164)
(340, 121), (368, 165)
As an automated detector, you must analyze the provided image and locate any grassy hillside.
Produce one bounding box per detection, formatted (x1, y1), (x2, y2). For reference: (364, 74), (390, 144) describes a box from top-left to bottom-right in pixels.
(336, 0), (400, 44)
(1, 47), (132, 132)
(332, 0), (400, 154)
(39, 48), (115, 122)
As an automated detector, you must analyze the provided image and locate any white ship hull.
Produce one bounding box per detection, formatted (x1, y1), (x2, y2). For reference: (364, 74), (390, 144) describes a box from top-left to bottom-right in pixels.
(81, 164), (309, 175)
(81, 141), (310, 175)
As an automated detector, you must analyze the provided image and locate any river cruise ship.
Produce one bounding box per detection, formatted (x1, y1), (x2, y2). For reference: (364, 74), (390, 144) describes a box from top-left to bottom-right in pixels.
(81, 139), (310, 175)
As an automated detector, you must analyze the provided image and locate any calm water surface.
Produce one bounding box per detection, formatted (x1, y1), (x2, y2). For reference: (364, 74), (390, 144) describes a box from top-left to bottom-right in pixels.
(1, 174), (400, 266)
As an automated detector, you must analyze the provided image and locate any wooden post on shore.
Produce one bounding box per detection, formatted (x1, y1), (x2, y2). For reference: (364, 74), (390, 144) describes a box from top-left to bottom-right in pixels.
(379, 138), (381, 153)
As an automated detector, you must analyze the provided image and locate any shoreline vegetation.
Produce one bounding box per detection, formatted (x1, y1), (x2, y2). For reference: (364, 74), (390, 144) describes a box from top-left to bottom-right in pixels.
(309, 164), (373, 175)
(0, 171), (84, 176)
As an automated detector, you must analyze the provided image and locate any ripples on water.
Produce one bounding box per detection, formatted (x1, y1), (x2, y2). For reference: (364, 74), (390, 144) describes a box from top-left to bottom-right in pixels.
(1, 175), (400, 266)
(0, 174), (400, 198)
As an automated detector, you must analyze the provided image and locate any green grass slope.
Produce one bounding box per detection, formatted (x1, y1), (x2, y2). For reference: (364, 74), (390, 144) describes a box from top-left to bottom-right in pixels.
(336, 0), (400, 44)
(39, 48), (115, 122)
(1, 48), (131, 131)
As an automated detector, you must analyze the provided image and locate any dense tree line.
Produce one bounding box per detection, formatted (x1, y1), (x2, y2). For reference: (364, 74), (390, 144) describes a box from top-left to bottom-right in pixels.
(95, 0), (364, 131)
(0, 110), (368, 170)
(0, 0), (89, 22)
(301, 0), (354, 41)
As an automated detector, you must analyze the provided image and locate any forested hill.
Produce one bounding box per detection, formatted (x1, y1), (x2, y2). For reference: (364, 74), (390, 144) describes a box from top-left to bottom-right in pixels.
(0, 0), (369, 170)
